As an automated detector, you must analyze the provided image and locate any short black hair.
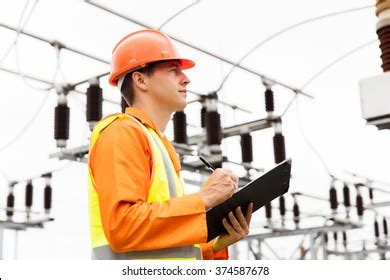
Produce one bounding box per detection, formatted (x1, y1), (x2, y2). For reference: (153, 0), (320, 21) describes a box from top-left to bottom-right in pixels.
(120, 60), (180, 106)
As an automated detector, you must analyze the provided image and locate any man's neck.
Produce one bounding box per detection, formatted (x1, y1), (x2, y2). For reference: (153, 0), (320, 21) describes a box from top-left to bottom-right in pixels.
(132, 102), (171, 132)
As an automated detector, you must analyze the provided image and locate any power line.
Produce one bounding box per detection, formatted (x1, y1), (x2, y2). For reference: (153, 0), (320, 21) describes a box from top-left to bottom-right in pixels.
(0, 66), (120, 105)
(14, 38), (61, 91)
(0, 0), (38, 66)
(0, 93), (50, 153)
(158, 0), (201, 30)
(2, 19), (248, 112)
(283, 39), (378, 179)
(281, 38), (377, 117)
(301, 39), (378, 91)
(0, 0), (62, 152)
(0, 0), (55, 152)
(0, 22), (110, 65)
(295, 95), (332, 177)
(215, 4), (374, 93)
(84, 0), (313, 99)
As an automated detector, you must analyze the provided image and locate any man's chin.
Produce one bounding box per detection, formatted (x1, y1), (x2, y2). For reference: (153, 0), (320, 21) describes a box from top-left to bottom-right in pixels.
(175, 101), (187, 111)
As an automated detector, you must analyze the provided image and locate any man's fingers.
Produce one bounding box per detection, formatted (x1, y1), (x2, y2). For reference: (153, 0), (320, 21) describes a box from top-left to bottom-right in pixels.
(223, 170), (238, 184)
(228, 212), (241, 229)
(235, 207), (249, 233)
(222, 218), (236, 235)
(245, 202), (254, 224)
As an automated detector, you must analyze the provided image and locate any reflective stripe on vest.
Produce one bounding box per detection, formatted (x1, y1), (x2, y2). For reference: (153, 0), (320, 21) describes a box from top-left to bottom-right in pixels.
(92, 244), (201, 260)
(149, 133), (177, 198)
(88, 113), (201, 260)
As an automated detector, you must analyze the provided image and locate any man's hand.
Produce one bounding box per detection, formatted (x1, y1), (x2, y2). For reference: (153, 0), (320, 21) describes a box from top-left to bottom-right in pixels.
(199, 168), (238, 209)
(212, 202), (253, 252)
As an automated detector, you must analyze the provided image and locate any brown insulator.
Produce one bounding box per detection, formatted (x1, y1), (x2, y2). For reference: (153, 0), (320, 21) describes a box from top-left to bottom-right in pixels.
(343, 183), (351, 207)
(200, 106), (206, 128)
(240, 133), (253, 163)
(44, 184), (52, 214)
(86, 83), (102, 125)
(6, 191), (14, 219)
(273, 133), (286, 164)
(42, 173), (53, 214)
(173, 111), (187, 144)
(369, 188), (374, 202)
(205, 111), (222, 145)
(25, 181), (33, 209)
(213, 161), (223, 169)
(383, 217), (388, 236)
(374, 219), (380, 238)
(265, 202), (272, 219)
(324, 233), (328, 244)
(279, 195), (286, 217)
(377, 24), (390, 71)
(333, 231), (338, 242)
(54, 102), (69, 147)
(342, 231), (347, 247)
(329, 186), (338, 212)
(376, 1), (390, 16)
(265, 88), (274, 112)
(356, 193), (364, 218)
(293, 200), (300, 225)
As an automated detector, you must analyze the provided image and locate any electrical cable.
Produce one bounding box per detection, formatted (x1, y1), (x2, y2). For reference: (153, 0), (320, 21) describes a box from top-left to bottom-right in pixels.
(0, 0), (74, 153)
(0, 44), (64, 153)
(0, 91), (50, 153)
(281, 39), (378, 178)
(281, 39), (377, 117)
(0, 169), (10, 184)
(300, 39), (378, 91)
(295, 96), (332, 176)
(83, 0), (313, 98)
(10, 160), (73, 184)
(158, 0), (201, 30)
(14, 38), (59, 91)
(0, 22), (110, 65)
(0, 0), (37, 66)
(215, 4), (374, 93)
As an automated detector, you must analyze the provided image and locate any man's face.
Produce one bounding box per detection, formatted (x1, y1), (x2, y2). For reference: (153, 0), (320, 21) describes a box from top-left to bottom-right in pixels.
(145, 61), (191, 112)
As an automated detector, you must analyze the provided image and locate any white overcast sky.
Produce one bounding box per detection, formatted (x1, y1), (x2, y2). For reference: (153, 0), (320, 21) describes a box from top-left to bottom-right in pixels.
(1, 0), (389, 259)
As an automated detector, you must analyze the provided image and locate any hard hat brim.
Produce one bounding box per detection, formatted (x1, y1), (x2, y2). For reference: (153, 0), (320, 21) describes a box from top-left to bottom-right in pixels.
(109, 57), (195, 86)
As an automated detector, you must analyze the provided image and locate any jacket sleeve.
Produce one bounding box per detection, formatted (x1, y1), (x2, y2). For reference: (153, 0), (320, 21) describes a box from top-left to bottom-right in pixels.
(200, 242), (229, 260)
(90, 121), (208, 252)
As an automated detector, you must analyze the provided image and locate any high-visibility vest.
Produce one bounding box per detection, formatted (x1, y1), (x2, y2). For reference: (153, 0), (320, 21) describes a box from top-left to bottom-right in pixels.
(88, 113), (202, 260)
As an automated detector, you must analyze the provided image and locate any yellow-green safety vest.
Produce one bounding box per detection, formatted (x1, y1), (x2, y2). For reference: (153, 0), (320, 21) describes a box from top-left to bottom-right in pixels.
(88, 113), (201, 260)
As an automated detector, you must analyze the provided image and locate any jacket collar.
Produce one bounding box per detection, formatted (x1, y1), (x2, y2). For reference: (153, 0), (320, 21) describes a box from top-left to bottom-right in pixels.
(125, 107), (159, 132)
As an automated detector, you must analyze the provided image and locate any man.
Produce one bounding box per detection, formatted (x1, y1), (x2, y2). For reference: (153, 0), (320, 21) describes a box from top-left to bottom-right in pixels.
(88, 29), (253, 260)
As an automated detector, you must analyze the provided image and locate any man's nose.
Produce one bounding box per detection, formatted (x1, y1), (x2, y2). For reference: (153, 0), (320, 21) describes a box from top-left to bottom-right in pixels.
(182, 72), (190, 85)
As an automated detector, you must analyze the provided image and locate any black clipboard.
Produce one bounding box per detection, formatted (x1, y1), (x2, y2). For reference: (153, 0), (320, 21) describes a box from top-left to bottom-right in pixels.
(206, 158), (292, 241)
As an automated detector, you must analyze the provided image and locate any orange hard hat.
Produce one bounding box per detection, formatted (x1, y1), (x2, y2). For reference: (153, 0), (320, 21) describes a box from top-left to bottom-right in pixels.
(109, 29), (195, 86)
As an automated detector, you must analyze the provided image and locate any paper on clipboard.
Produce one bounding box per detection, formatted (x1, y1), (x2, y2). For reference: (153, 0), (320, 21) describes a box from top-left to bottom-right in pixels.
(206, 158), (292, 241)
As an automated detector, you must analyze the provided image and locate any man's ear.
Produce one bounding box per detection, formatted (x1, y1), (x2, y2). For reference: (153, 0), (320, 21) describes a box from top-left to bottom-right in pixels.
(132, 71), (148, 91)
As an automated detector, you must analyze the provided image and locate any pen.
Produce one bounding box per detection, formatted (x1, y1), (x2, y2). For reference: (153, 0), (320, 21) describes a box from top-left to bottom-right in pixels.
(199, 156), (216, 172)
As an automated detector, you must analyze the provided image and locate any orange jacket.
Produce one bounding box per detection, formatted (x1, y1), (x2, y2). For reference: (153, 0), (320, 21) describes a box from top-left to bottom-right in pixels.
(89, 107), (228, 259)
